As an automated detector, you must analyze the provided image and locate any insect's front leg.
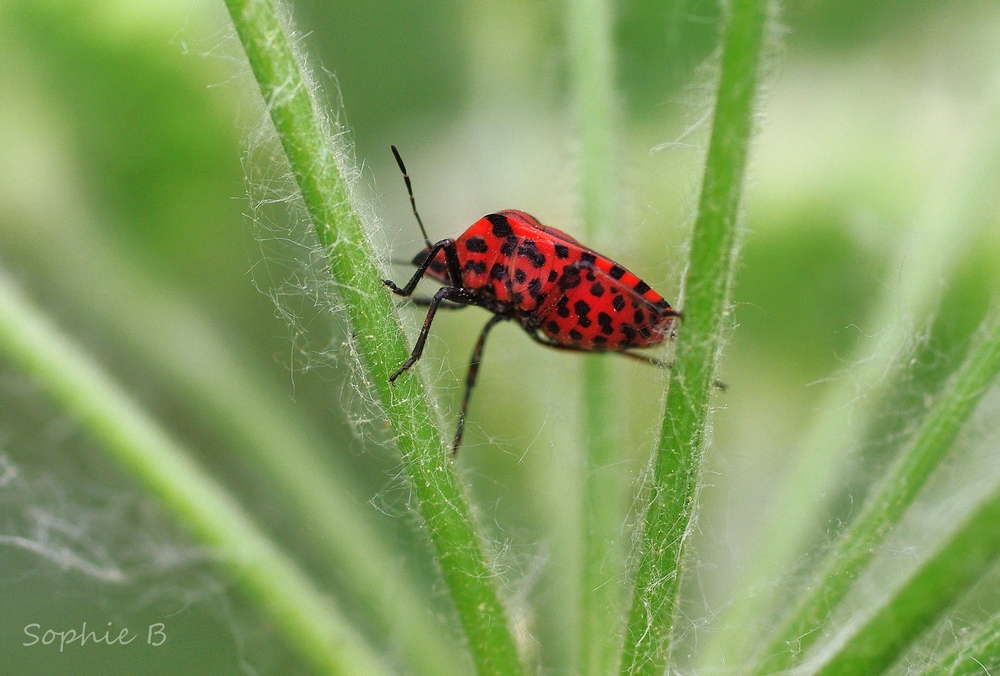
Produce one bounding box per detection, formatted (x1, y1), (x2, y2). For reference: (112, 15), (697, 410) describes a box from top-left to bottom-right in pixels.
(390, 286), (478, 383)
(384, 239), (463, 297)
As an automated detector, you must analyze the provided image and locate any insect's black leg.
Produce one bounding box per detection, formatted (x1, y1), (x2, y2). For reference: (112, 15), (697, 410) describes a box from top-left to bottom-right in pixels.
(409, 297), (469, 309)
(384, 238), (464, 297)
(452, 314), (506, 456)
(390, 286), (477, 383)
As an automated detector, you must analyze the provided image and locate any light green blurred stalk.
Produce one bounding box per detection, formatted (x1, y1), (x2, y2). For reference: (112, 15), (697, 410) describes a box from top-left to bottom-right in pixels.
(705, 85), (1000, 673)
(618, 1), (769, 674)
(223, 1), (526, 674)
(567, 1), (624, 675)
(753, 310), (1000, 675)
(803, 417), (1000, 674)
(4, 214), (467, 676)
(934, 614), (1000, 675)
(0, 270), (388, 676)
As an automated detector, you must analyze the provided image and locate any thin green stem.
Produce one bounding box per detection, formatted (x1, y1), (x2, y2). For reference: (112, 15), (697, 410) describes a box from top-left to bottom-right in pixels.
(618, 1), (769, 674)
(567, 0), (624, 675)
(0, 271), (388, 676)
(752, 310), (1000, 674)
(223, 2), (526, 675)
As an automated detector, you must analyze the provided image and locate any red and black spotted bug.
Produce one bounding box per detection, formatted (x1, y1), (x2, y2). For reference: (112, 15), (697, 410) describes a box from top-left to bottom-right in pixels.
(385, 146), (681, 454)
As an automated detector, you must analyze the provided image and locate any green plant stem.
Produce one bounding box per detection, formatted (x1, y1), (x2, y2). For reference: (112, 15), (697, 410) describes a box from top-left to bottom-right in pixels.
(618, 1), (768, 674)
(567, 0), (624, 675)
(752, 310), (1000, 674)
(223, 2), (526, 675)
(0, 271), (388, 676)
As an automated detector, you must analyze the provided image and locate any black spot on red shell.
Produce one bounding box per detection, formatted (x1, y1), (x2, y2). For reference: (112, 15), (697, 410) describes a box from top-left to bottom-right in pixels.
(518, 240), (546, 268)
(548, 269), (558, 283)
(465, 259), (486, 275)
(598, 312), (613, 326)
(590, 282), (605, 297)
(561, 269), (582, 289)
(556, 296), (570, 318)
(487, 213), (512, 238)
(580, 251), (597, 265)
(490, 263), (507, 280)
(593, 336), (607, 346)
(601, 324), (614, 335)
(634, 309), (645, 324)
(609, 265), (625, 280)
(574, 299), (591, 316)
(554, 244), (570, 259)
(546, 321), (560, 334)
(578, 316), (592, 328)
(528, 278), (542, 298)
(511, 292), (523, 305)
(634, 280), (651, 295)
(656, 299), (671, 309)
(639, 325), (653, 339)
(569, 329), (583, 341)
(585, 270), (596, 282)
(465, 237), (488, 253)
(515, 268), (526, 283)
(612, 295), (626, 312)
(501, 236), (517, 256)
(621, 324), (637, 342)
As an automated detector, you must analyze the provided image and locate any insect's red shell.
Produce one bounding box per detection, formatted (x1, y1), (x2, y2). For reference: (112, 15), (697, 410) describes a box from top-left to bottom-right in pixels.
(420, 210), (677, 350)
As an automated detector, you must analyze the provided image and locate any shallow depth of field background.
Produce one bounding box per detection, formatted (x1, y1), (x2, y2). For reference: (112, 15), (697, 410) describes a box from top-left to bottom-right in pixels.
(1, 0), (999, 674)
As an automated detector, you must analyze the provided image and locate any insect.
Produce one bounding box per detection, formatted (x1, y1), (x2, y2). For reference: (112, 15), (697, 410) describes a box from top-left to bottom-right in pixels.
(385, 146), (681, 454)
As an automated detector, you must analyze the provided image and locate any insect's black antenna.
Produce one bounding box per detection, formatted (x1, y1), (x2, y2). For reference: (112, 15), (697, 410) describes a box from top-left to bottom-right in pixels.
(391, 145), (433, 250)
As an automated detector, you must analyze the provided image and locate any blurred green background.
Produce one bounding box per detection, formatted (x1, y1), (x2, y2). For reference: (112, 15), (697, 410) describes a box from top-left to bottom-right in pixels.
(1, 0), (999, 674)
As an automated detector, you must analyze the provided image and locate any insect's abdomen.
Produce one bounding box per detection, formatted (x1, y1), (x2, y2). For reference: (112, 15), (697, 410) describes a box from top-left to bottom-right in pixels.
(537, 250), (677, 351)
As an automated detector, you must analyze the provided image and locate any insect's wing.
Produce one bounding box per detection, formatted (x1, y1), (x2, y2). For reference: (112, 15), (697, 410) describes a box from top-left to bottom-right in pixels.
(534, 261), (677, 350)
(499, 210), (585, 246)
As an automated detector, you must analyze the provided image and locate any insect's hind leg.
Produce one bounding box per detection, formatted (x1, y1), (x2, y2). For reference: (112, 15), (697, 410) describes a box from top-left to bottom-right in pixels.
(384, 239), (463, 297)
(390, 286), (478, 383)
(452, 314), (506, 456)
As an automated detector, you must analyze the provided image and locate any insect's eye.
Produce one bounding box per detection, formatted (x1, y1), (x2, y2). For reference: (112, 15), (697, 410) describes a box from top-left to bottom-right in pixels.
(412, 249), (431, 267)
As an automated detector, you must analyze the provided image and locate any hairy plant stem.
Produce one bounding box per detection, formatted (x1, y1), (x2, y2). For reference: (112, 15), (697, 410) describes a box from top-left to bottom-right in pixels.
(567, 0), (624, 675)
(223, 1), (526, 675)
(618, 1), (769, 674)
(0, 271), (388, 676)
